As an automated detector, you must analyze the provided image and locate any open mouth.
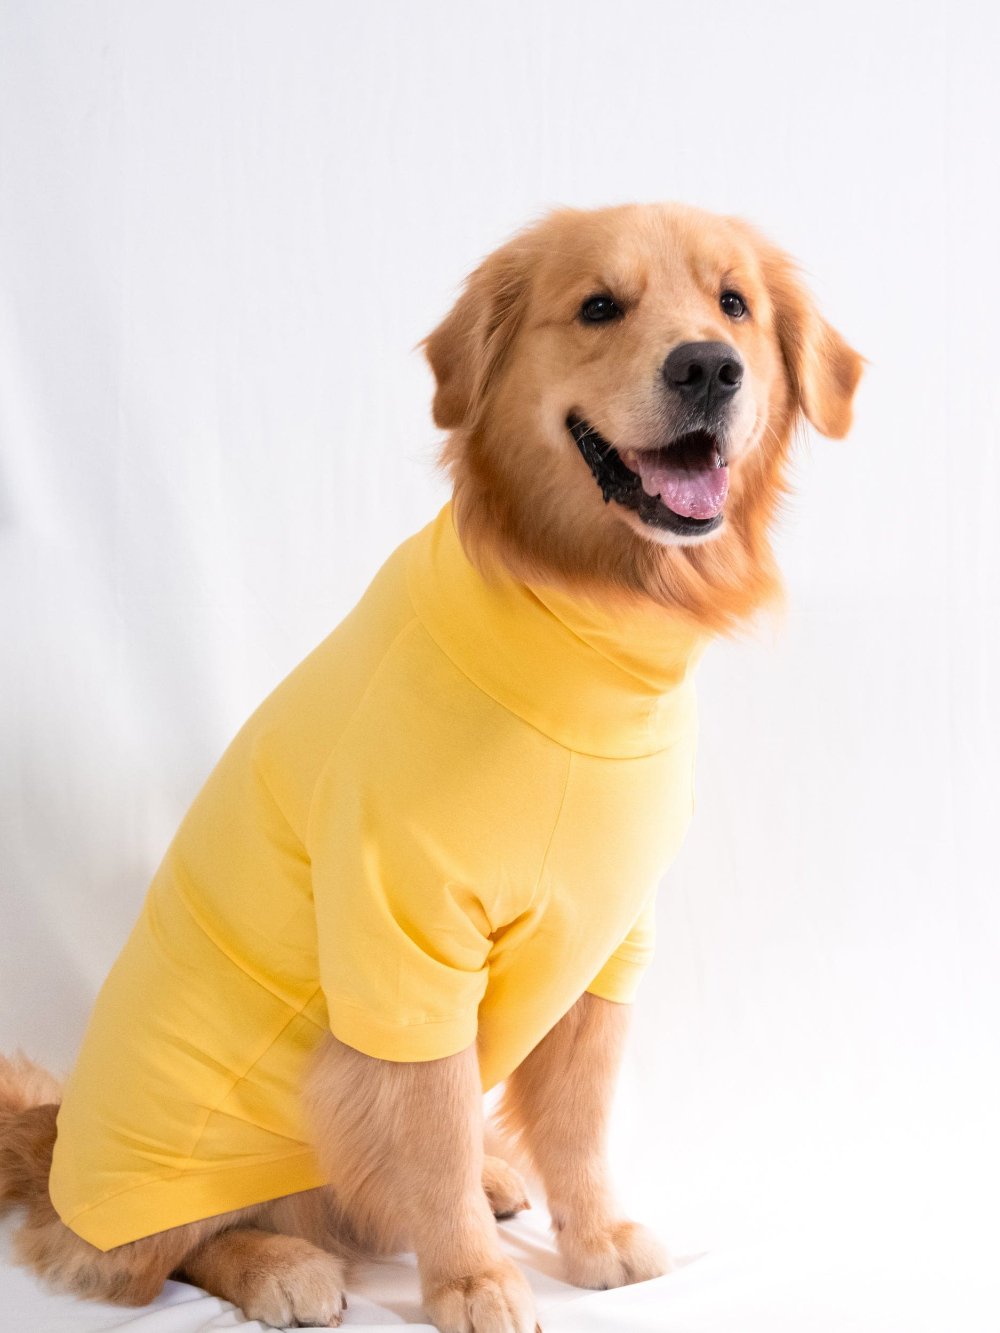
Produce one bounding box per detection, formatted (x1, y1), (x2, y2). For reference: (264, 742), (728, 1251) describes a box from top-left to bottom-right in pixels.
(567, 414), (728, 536)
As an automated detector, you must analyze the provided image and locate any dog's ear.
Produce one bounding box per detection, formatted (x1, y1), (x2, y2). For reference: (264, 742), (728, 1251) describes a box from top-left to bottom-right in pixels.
(757, 239), (864, 439)
(423, 239), (531, 431)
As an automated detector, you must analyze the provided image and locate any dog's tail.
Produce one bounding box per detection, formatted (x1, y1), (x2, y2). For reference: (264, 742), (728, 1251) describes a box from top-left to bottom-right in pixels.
(0, 1052), (61, 1215)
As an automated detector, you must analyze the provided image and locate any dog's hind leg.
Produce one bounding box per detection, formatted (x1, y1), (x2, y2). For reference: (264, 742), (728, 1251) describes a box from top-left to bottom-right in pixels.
(178, 1226), (347, 1328)
(1, 1052), (348, 1320)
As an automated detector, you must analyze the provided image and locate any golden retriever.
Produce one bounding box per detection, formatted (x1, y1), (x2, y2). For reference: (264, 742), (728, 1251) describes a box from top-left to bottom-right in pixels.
(0, 203), (862, 1333)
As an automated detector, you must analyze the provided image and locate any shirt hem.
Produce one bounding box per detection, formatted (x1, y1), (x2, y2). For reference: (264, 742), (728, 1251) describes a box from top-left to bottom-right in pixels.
(53, 1151), (324, 1252)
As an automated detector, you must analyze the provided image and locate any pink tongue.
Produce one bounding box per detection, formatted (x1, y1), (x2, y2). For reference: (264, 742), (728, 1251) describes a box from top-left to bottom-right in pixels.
(624, 450), (729, 519)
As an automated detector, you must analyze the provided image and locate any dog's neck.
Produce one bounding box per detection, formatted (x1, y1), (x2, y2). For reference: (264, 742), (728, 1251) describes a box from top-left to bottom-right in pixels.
(408, 503), (709, 759)
(443, 424), (789, 639)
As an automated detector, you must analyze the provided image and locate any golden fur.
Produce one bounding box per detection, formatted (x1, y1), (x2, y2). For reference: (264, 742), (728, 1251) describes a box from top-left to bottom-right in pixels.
(428, 204), (862, 631)
(0, 204), (861, 1332)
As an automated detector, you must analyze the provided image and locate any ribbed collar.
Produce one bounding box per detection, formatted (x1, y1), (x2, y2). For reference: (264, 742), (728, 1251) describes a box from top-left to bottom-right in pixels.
(405, 504), (710, 759)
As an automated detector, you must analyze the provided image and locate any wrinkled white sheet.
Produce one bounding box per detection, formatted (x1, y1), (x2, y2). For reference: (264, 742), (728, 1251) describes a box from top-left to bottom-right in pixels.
(4, 1207), (998, 1333)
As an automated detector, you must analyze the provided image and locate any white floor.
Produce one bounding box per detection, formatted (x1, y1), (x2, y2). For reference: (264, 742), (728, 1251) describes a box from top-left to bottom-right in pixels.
(4, 1205), (997, 1333)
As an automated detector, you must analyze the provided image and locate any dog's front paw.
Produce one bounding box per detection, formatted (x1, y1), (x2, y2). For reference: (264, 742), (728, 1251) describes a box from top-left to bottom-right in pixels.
(482, 1154), (531, 1219)
(425, 1258), (537, 1333)
(559, 1218), (670, 1290)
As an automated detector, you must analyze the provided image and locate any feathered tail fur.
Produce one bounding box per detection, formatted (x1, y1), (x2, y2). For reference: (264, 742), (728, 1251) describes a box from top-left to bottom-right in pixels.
(0, 1052), (61, 1216)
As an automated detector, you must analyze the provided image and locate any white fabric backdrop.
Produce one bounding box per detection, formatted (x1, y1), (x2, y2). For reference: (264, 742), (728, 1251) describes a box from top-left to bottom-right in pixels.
(1, 2), (998, 1329)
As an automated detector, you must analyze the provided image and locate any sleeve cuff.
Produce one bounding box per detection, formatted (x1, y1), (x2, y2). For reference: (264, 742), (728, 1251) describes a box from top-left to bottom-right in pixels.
(585, 953), (647, 1005)
(326, 999), (478, 1064)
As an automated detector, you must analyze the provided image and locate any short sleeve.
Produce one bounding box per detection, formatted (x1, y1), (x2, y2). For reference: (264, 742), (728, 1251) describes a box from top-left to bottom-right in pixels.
(586, 892), (657, 1004)
(309, 780), (493, 1064)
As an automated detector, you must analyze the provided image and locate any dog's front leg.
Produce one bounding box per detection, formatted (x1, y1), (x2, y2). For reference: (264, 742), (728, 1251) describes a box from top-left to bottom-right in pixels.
(501, 992), (670, 1289)
(305, 1034), (536, 1333)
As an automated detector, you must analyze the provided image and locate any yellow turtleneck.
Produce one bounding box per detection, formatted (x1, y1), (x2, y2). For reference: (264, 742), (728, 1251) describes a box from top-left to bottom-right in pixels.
(50, 504), (707, 1250)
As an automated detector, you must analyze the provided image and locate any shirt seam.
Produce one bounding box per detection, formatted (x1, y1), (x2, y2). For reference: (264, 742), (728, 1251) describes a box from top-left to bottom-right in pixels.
(526, 748), (574, 908)
(56, 1149), (318, 1225)
(144, 888), (326, 1167)
(324, 996), (478, 1029)
(160, 868), (324, 1013)
(302, 611), (422, 848)
(181, 992), (323, 1169)
(250, 742), (310, 849)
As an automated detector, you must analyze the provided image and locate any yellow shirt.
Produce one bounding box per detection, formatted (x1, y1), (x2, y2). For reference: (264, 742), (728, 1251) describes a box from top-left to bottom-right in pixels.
(50, 504), (707, 1250)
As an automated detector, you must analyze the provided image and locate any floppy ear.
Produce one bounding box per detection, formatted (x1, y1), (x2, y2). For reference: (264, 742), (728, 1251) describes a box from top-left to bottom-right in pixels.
(760, 244), (864, 439)
(423, 239), (531, 431)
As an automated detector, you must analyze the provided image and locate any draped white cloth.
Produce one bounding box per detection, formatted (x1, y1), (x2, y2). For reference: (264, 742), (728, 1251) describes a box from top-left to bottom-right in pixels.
(2, 2), (998, 1329)
(3, 1205), (995, 1332)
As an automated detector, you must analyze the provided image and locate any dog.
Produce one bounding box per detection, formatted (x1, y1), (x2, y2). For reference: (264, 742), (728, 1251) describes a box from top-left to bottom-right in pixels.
(0, 203), (862, 1333)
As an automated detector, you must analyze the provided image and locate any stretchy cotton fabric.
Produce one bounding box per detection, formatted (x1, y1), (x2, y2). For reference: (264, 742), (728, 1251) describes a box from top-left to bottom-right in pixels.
(49, 504), (708, 1250)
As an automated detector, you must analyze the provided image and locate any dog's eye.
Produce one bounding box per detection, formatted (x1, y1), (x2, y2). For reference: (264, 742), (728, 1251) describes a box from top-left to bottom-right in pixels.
(580, 295), (623, 323)
(720, 290), (748, 320)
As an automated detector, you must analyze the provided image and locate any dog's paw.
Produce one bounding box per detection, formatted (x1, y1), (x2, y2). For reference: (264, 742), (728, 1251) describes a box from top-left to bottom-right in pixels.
(482, 1154), (531, 1219)
(236, 1241), (347, 1328)
(560, 1218), (671, 1290)
(425, 1258), (537, 1333)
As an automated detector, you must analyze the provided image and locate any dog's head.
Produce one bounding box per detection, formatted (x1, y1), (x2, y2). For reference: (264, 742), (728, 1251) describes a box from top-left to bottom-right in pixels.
(424, 204), (863, 630)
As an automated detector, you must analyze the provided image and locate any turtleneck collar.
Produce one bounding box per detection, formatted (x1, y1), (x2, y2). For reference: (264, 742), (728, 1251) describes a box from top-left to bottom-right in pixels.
(405, 504), (711, 759)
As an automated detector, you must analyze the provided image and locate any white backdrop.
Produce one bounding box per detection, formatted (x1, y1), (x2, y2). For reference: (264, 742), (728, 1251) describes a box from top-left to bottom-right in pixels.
(2, 2), (998, 1329)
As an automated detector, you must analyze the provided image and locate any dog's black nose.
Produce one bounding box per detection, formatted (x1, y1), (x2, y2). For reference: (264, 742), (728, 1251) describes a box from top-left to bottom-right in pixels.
(663, 341), (743, 407)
